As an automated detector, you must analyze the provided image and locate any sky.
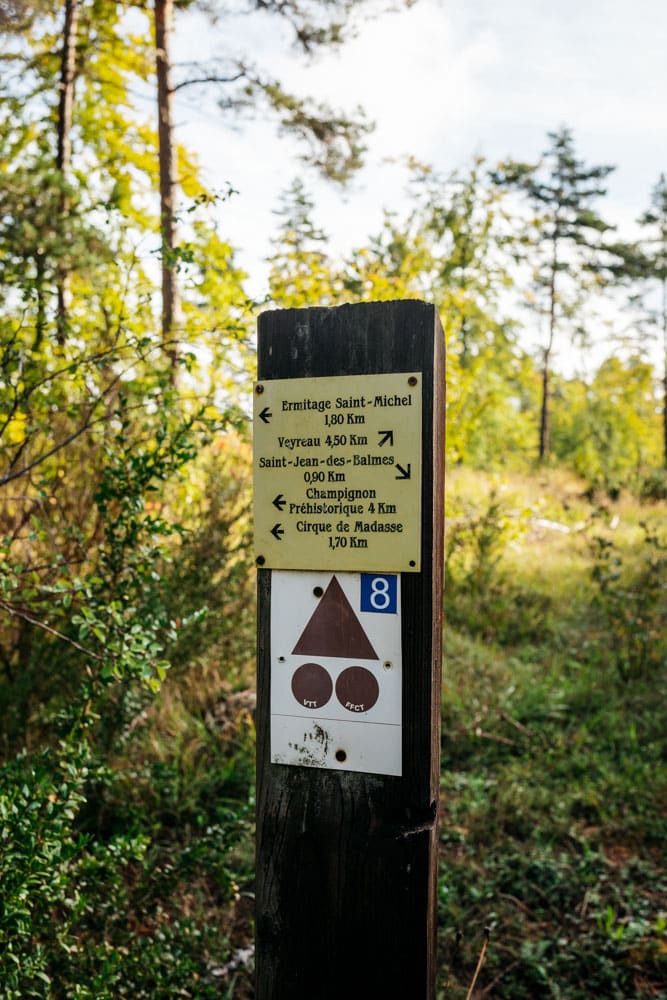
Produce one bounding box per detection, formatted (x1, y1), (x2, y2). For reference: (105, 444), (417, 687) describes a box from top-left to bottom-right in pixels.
(170, 0), (667, 362)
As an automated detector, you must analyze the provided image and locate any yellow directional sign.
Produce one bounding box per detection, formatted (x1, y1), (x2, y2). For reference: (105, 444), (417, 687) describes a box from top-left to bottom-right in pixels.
(253, 371), (422, 571)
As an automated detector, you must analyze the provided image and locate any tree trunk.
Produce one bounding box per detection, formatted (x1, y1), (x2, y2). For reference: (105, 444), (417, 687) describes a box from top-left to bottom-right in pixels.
(155, 0), (178, 365)
(56, 0), (79, 344)
(662, 275), (667, 468)
(539, 241), (558, 462)
(34, 251), (47, 351)
(539, 351), (550, 461)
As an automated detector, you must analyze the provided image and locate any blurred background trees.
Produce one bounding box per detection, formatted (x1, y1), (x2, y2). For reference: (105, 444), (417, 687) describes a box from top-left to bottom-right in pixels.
(0, 1), (665, 995)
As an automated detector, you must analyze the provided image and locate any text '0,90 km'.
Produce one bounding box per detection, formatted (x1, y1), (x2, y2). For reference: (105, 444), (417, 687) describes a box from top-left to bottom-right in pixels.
(253, 372), (423, 573)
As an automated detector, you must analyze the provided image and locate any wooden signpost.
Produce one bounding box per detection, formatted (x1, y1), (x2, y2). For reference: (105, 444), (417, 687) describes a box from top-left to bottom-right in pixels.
(254, 300), (445, 999)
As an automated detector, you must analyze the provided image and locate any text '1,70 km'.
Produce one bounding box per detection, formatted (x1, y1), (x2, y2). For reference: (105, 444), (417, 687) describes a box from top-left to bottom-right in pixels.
(253, 372), (423, 572)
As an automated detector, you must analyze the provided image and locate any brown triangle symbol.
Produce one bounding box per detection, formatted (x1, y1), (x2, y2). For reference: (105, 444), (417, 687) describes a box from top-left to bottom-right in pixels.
(292, 576), (379, 660)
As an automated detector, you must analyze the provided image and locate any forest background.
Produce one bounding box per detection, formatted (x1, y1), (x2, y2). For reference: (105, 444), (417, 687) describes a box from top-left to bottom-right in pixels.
(0, 1), (665, 998)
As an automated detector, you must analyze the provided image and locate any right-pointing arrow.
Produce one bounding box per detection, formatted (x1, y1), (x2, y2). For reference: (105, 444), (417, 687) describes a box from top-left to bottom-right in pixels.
(395, 463), (411, 480)
(378, 430), (394, 447)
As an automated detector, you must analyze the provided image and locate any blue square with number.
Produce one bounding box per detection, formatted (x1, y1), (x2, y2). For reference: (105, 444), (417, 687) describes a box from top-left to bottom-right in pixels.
(360, 574), (398, 614)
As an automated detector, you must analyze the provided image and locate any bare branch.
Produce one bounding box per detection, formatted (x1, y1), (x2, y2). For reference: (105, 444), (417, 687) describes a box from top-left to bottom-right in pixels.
(0, 337), (183, 488)
(0, 598), (102, 661)
(0, 419), (95, 487)
(171, 70), (245, 93)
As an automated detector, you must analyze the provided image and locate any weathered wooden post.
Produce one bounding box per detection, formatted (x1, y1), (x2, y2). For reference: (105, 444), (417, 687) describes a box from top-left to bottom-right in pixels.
(254, 300), (445, 999)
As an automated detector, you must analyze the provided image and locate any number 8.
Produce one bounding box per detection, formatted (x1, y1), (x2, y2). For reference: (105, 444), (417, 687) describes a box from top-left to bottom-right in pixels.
(370, 577), (391, 610)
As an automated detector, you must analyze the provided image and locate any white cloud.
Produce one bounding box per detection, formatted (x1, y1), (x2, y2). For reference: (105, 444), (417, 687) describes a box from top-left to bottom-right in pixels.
(172, 0), (667, 307)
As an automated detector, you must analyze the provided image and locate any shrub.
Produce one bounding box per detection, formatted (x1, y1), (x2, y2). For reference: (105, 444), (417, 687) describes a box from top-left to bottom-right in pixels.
(445, 489), (551, 644)
(639, 468), (667, 502)
(589, 524), (667, 680)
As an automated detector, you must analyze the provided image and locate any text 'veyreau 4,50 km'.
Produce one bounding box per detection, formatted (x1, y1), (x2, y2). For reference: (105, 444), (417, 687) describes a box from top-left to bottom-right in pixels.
(253, 371), (423, 572)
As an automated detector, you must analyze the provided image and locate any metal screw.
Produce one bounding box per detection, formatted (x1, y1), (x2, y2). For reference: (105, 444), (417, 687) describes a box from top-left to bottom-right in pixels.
(335, 749), (347, 763)
(255, 384), (264, 394)
(256, 555), (265, 566)
(313, 586), (324, 598)
(408, 376), (418, 386)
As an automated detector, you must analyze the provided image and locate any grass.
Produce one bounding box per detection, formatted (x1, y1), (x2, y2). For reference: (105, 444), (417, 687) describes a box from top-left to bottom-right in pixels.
(438, 469), (667, 998)
(121, 464), (661, 998)
(7, 466), (661, 997)
(103, 465), (663, 998)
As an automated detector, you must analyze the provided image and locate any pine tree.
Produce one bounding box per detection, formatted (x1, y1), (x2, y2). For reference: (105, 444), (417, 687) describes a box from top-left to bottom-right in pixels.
(493, 127), (619, 460)
(149, 0), (412, 348)
(267, 178), (338, 307)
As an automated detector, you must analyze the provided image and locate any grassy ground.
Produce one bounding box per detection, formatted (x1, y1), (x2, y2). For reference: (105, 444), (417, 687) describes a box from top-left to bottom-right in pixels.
(147, 466), (665, 998)
(437, 469), (667, 998)
(55, 467), (665, 998)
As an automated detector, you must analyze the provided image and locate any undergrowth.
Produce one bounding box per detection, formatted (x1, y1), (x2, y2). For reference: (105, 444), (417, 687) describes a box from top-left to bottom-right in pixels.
(438, 470), (667, 998)
(2, 466), (665, 998)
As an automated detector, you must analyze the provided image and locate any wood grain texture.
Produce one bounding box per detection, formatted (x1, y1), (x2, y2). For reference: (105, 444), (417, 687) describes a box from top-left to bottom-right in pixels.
(256, 301), (445, 999)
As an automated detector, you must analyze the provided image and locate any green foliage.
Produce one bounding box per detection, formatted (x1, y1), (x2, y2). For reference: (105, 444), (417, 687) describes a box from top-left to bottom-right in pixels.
(158, 0), (399, 186)
(0, 741), (87, 997)
(446, 488), (518, 593)
(1, 6), (254, 996)
(439, 834), (666, 999)
(552, 356), (662, 492)
(635, 172), (667, 467)
(0, 739), (251, 998)
(266, 154), (667, 481)
(589, 522), (667, 680)
(0, 324), (226, 740)
(160, 433), (255, 688)
(639, 467), (667, 501)
(0, 362), (254, 995)
(2, 4), (667, 996)
(445, 484), (551, 644)
(492, 127), (624, 460)
(268, 162), (540, 468)
(267, 178), (340, 308)
(255, 78), (370, 184)
(439, 473), (667, 998)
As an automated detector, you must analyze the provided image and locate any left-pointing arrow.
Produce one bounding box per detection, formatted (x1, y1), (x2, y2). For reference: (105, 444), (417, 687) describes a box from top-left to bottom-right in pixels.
(271, 524), (284, 541)
(259, 407), (272, 424)
(273, 494), (286, 511)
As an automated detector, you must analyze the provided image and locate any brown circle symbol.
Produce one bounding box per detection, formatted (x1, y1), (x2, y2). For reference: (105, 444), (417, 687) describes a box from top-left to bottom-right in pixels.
(291, 662), (333, 710)
(336, 666), (379, 714)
